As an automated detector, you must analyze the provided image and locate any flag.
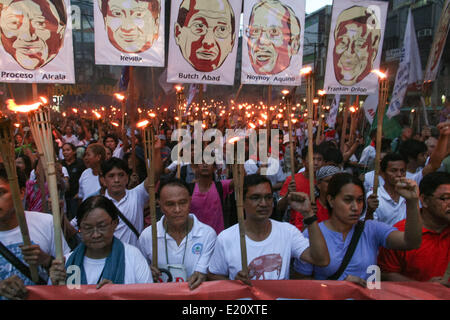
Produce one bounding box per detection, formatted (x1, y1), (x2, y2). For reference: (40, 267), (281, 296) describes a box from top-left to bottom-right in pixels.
(363, 87), (379, 124)
(326, 95), (340, 129)
(387, 9), (423, 118)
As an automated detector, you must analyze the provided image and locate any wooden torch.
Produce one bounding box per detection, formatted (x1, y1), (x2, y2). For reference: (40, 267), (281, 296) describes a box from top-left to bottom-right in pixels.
(175, 86), (184, 179)
(228, 136), (248, 275)
(0, 117), (40, 284)
(301, 66), (316, 204)
(371, 70), (389, 196)
(138, 117), (158, 268)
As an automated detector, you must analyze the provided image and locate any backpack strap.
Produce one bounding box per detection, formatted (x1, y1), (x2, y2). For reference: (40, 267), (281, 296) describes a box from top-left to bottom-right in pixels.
(327, 221), (365, 280)
(0, 240), (47, 285)
(116, 211), (140, 239)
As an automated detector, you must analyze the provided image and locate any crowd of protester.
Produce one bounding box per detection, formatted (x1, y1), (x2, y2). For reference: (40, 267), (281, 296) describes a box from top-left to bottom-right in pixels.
(0, 100), (449, 300)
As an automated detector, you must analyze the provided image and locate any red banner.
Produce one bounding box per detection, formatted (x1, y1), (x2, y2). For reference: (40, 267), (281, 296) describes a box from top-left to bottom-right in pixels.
(26, 280), (450, 300)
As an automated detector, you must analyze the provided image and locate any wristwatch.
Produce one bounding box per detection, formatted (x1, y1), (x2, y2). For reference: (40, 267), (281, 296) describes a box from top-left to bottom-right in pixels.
(303, 215), (318, 226)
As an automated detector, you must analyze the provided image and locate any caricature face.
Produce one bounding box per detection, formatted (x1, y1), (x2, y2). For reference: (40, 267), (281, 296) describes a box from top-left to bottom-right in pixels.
(333, 7), (380, 86)
(175, 0), (234, 72)
(247, 3), (299, 75)
(103, 0), (159, 53)
(0, 0), (65, 70)
(430, 5), (450, 71)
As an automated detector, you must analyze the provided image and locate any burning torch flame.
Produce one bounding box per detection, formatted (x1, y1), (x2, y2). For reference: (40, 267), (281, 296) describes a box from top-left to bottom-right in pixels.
(300, 66), (313, 75)
(313, 99), (319, 104)
(227, 136), (243, 144)
(249, 123), (256, 129)
(318, 90), (326, 96)
(111, 122), (119, 127)
(114, 93), (125, 101)
(281, 90), (290, 96)
(175, 85), (183, 92)
(137, 120), (150, 128)
(93, 111), (101, 119)
(149, 113), (156, 118)
(371, 69), (387, 79)
(6, 99), (43, 113)
(72, 108), (78, 113)
(349, 106), (357, 113)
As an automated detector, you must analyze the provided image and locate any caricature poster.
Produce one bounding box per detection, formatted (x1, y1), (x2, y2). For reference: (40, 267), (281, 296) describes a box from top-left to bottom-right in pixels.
(0, 0), (75, 83)
(167, 0), (242, 85)
(94, 0), (165, 66)
(323, 0), (388, 95)
(241, 0), (305, 86)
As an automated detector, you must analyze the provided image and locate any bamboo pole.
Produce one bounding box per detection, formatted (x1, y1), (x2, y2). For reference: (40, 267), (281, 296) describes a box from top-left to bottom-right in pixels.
(128, 67), (137, 175)
(232, 162), (247, 275)
(28, 107), (64, 284)
(306, 72), (315, 204)
(340, 95), (350, 151)
(142, 123), (158, 268)
(283, 91), (296, 181)
(373, 75), (389, 196)
(175, 86), (184, 179)
(0, 118), (40, 284)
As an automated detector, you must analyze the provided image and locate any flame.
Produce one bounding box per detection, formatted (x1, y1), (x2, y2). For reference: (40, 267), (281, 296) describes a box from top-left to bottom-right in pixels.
(313, 99), (319, 104)
(371, 69), (387, 79)
(72, 108), (78, 113)
(62, 112), (66, 117)
(149, 113), (156, 118)
(39, 96), (48, 104)
(281, 90), (290, 96)
(300, 66), (313, 75)
(261, 113), (268, 120)
(114, 93), (125, 101)
(6, 99), (42, 113)
(93, 111), (101, 119)
(175, 85), (183, 92)
(14, 123), (20, 128)
(349, 106), (356, 113)
(137, 120), (150, 128)
(318, 90), (326, 96)
(249, 123), (256, 129)
(111, 122), (119, 127)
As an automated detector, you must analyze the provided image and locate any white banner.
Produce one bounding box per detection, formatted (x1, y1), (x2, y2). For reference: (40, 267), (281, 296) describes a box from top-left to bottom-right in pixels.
(0, 0), (75, 83)
(423, 0), (450, 83)
(323, 0), (388, 95)
(167, 0), (242, 85)
(240, 0), (305, 86)
(326, 94), (340, 129)
(94, 0), (164, 67)
(363, 87), (378, 124)
(387, 9), (422, 119)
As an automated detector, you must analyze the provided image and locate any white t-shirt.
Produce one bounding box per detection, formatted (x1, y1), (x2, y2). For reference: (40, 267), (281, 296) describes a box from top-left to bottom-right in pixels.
(138, 214), (216, 277)
(112, 145), (124, 159)
(29, 167), (69, 182)
(63, 135), (80, 146)
(359, 145), (376, 167)
(78, 168), (101, 201)
(363, 171), (385, 194)
(63, 242), (152, 285)
(208, 219), (310, 280)
(366, 185), (407, 226)
(0, 211), (70, 285)
(105, 181), (149, 246)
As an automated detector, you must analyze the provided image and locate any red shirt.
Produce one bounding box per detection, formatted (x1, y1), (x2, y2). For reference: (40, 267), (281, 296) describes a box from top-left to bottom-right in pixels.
(377, 219), (450, 282)
(280, 173), (316, 231)
(289, 199), (330, 231)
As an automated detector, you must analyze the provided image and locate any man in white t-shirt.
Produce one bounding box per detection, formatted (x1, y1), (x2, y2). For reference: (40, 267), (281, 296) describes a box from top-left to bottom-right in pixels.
(138, 179), (216, 290)
(78, 143), (106, 201)
(0, 165), (70, 300)
(207, 174), (329, 284)
(104, 134), (124, 160)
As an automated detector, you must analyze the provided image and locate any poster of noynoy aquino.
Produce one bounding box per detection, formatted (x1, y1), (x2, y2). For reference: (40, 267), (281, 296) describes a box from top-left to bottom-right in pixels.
(241, 0), (305, 86)
(323, 0), (388, 95)
(0, 0), (75, 83)
(167, 0), (242, 85)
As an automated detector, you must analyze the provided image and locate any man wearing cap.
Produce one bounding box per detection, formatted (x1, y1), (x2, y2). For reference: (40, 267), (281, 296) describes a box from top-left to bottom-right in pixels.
(290, 165), (340, 231)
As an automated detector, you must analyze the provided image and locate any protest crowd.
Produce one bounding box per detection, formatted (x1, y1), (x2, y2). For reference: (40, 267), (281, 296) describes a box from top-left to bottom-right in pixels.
(0, 0), (449, 301)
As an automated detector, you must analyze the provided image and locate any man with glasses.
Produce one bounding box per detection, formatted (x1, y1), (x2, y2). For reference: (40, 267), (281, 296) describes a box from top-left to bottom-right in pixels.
(174, 0), (235, 72)
(378, 172), (450, 287)
(246, 0), (301, 75)
(207, 174), (329, 284)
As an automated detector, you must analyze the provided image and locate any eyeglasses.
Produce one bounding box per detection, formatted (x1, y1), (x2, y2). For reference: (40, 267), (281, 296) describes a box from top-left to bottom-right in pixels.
(246, 26), (287, 40)
(188, 22), (231, 39)
(247, 194), (274, 204)
(80, 222), (113, 235)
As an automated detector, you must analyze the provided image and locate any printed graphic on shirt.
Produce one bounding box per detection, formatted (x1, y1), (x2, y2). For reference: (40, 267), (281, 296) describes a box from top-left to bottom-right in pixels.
(0, 242), (39, 286)
(248, 253), (282, 280)
(192, 243), (203, 255)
